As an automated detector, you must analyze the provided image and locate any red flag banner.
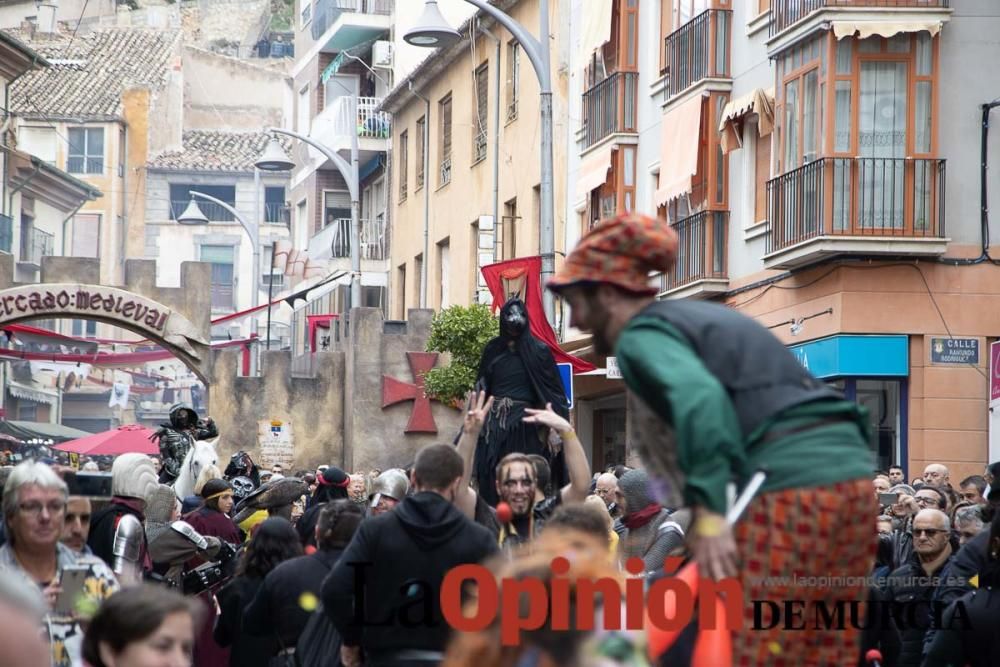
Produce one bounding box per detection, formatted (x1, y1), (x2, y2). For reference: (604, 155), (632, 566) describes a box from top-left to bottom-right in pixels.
(481, 257), (595, 374)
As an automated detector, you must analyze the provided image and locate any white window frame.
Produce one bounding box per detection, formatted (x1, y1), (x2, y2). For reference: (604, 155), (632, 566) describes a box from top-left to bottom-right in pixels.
(299, 0), (312, 29)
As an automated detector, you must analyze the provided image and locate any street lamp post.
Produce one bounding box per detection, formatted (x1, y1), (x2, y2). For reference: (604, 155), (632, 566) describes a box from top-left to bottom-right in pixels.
(265, 116), (362, 310)
(178, 191), (261, 374)
(406, 0), (556, 325)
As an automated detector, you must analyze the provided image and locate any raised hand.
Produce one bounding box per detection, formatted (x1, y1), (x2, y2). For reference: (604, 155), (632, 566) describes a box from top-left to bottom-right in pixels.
(463, 390), (494, 436)
(523, 403), (573, 435)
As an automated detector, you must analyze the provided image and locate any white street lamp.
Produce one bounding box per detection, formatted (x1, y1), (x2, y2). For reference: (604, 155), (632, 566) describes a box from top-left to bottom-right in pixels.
(264, 125), (362, 310)
(405, 0), (556, 325)
(255, 138), (296, 173)
(180, 190), (262, 375)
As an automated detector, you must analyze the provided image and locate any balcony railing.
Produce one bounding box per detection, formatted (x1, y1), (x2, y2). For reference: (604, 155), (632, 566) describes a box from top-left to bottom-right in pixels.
(264, 203), (291, 225)
(169, 200), (235, 223)
(324, 216), (387, 261)
(663, 210), (728, 291)
(664, 9), (731, 99)
(766, 157), (946, 254)
(0, 215), (11, 254)
(770, 0), (949, 37)
(581, 71), (638, 149)
(20, 227), (54, 266)
(312, 0), (393, 40)
(316, 96), (391, 148)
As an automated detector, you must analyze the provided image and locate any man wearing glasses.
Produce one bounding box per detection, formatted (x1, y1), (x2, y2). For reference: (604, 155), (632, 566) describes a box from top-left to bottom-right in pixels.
(0, 461), (119, 667)
(877, 508), (956, 667)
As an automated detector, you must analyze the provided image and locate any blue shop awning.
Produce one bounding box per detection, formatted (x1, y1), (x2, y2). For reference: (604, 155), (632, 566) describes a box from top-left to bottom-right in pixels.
(789, 335), (909, 379)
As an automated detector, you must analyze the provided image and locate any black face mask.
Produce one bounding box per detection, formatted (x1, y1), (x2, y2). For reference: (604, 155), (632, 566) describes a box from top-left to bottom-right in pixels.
(501, 301), (528, 338)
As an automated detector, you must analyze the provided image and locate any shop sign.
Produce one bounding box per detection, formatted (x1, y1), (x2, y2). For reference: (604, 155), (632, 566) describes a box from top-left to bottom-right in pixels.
(0, 284), (169, 331)
(258, 419), (294, 468)
(930, 337), (979, 365)
(606, 357), (622, 380)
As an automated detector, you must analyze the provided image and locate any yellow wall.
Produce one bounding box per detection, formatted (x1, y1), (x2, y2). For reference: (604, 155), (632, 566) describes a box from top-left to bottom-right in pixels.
(389, 0), (567, 316)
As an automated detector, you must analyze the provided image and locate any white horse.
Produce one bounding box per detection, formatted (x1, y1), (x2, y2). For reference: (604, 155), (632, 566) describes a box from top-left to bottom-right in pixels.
(172, 437), (219, 500)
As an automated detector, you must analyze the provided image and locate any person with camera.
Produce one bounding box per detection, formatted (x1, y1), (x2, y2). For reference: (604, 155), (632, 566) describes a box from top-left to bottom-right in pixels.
(0, 461), (119, 667)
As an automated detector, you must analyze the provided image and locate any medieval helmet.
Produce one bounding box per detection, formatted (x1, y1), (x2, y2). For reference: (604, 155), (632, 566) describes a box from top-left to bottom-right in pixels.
(369, 469), (409, 508)
(112, 453), (159, 501)
(230, 476), (255, 501)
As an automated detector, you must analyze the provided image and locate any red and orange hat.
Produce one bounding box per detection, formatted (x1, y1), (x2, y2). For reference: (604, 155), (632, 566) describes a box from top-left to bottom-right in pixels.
(547, 213), (678, 296)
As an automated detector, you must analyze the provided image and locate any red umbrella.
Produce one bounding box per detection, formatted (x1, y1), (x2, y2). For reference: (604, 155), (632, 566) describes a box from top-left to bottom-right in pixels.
(53, 424), (159, 456)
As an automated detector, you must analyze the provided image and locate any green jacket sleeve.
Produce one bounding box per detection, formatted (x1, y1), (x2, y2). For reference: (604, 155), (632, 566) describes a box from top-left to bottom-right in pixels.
(615, 316), (745, 514)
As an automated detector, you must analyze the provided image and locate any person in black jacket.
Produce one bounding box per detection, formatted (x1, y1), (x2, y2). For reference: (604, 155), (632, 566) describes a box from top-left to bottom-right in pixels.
(214, 517), (303, 667)
(244, 500), (362, 655)
(322, 444), (499, 667)
(878, 508), (955, 667)
(296, 466), (350, 547)
(923, 510), (1000, 666)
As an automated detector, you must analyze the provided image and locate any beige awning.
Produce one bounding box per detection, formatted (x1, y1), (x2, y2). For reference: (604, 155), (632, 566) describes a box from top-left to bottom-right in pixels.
(718, 88), (775, 154)
(579, 0), (615, 59)
(575, 143), (615, 198)
(832, 20), (944, 40)
(654, 95), (703, 206)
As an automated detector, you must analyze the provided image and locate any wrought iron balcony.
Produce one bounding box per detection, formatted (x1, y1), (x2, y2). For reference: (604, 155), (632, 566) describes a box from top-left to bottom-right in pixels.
(313, 216), (387, 261)
(770, 0), (950, 37)
(311, 0), (393, 40)
(19, 227), (54, 267)
(766, 157), (946, 256)
(662, 210), (728, 291)
(264, 203), (291, 225)
(664, 9), (731, 99)
(581, 71), (638, 149)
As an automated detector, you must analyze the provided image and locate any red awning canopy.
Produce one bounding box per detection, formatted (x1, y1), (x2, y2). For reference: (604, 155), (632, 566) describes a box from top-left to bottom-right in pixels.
(53, 424), (159, 456)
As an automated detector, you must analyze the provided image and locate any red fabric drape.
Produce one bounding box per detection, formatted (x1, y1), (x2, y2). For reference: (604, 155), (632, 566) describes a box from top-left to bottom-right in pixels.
(481, 257), (594, 373)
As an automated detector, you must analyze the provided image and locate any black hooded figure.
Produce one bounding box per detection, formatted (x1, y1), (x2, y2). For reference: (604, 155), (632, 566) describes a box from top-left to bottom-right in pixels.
(152, 403), (219, 483)
(474, 297), (570, 506)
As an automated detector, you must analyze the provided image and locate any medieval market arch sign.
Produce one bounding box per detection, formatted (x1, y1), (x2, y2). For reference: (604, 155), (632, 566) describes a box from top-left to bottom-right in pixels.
(0, 283), (212, 383)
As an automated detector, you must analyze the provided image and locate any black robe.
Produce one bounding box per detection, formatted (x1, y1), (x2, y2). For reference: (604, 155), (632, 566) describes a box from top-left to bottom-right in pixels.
(474, 299), (569, 506)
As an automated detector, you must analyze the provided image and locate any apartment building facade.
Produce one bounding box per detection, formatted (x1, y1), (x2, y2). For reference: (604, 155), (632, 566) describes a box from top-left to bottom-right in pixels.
(383, 0), (570, 320)
(563, 0), (1000, 480)
(6, 25), (183, 298)
(286, 0), (397, 352)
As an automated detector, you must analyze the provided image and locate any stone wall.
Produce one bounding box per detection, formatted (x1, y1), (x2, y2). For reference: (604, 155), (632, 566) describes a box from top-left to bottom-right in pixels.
(207, 307), (464, 474)
(208, 347), (345, 468)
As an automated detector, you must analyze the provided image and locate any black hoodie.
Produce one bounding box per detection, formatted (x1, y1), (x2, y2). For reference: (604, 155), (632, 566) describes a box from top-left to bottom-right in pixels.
(322, 491), (498, 663)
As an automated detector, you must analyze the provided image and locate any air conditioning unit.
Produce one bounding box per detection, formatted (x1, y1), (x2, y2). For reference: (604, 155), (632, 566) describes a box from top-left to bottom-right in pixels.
(373, 41), (393, 70)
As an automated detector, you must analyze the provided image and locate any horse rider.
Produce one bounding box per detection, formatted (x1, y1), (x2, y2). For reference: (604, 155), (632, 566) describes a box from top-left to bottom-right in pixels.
(153, 403), (219, 484)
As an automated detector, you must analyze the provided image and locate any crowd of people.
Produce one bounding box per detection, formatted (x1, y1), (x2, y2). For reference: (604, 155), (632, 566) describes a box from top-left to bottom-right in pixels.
(1, 212), (999, 667)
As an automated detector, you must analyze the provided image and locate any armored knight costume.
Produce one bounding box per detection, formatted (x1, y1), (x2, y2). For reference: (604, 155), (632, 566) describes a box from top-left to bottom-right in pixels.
(88, 453), (159, 585)
(153, 403), (219, 483)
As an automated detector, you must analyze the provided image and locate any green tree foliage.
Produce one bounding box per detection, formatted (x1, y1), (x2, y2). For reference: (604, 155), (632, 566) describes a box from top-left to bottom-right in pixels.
(423, 304), (498, 405)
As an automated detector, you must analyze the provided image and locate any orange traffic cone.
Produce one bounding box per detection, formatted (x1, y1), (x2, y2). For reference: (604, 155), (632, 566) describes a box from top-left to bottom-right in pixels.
(691, 593), (733, 666)
(645, 562), (700, 660)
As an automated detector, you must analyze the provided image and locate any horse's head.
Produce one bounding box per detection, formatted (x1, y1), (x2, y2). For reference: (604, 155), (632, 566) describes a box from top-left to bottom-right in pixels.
(189, 437), (219, 483)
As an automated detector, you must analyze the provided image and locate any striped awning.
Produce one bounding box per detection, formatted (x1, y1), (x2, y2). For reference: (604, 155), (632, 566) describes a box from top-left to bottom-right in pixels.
(8, 381), (58, 406)
(718, 88), (775, 154)
(832, 20), (944, 41)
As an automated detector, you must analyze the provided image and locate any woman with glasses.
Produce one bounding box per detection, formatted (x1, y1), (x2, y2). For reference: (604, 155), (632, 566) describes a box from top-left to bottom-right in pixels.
(0, 461), (119, 667)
